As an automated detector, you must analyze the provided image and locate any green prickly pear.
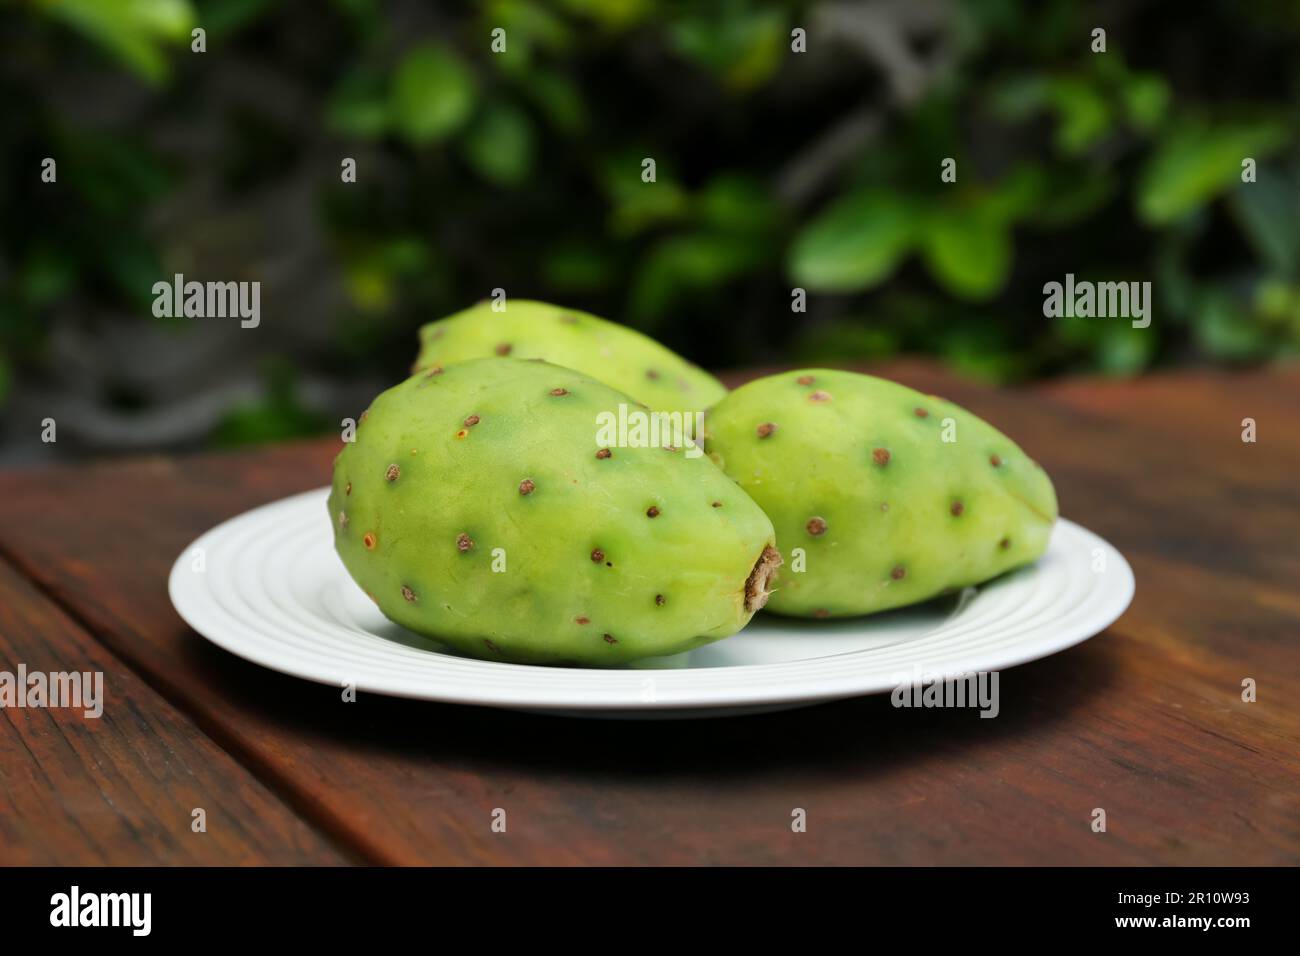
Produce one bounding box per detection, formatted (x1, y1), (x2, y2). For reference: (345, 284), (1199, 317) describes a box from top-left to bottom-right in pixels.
(329, 357), (780, 665)
(413, 299), (727, 413)
(703, 369), (1058, 617)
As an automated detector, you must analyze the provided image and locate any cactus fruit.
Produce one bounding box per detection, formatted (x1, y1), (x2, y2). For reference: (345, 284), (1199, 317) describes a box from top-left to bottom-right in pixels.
(329, 357), (780, 665)
(704, 369), (1058, 617)
(413, 299), (727, 413)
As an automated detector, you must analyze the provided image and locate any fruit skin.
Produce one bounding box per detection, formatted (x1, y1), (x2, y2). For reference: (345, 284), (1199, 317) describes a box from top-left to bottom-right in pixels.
(413, 299), (726, 413)
(329, 357), (779, 665)
(704, 369), (1058, 618)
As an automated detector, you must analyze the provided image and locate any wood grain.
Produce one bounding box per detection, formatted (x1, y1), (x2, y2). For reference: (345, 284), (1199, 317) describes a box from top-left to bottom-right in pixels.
(0, 361), (1296, 864)
(0, 562), (347, 864)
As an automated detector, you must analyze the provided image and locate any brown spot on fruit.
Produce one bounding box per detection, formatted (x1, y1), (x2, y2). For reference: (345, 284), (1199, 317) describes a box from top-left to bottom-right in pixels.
(990, 454), (1003, 467)
(711, 500), (722, 508)
(455, 428), (469, 439)
(359, 410), (370, 424)
(363, 532), (377, 550)
(873, 448), (891, 466)
(890, 565), (906, 580)
(519, 478), (536, 495)
(464, 414), (480, 427)
(559, 313), (578, 325)
(456, 533), (474, 552)
(495, 343), (512, 356)
(999, 537), (1011, 550)
(484, 639), (499, 652)
(575, 616), (590, 625)
(797, 375), (815, 386)
(757, 422), (777, 438)
(603, 633), (618, 645)
(345, 482), (352, 495)
(590, 548), (605, 563)
(426, 365), (444, 376)
(806, 516), (828, 536)
(646, 506), (660, 518)
(951, 500), (965, 517)
(646, 369), (660, 380)
(655, 594), (665, 606)
(338, 511), (349, 529)
(401, 585), (417, 603)
(914, 407), (929, 418)
(813, 608), (830, 619)
(744, 545), (783, 612)
(596, 447), (612, 459)
(809, 390), (832, 403)
(385, 464), (401, 482)
(550, 387), (568, 397)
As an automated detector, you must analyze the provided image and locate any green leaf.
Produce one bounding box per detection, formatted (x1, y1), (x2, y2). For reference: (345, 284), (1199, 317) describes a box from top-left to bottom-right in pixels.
(1056, 312), (1156, 376)
(788, 191), (918, 293)
(1254, 279), (1300, 324)
(938, 323), (1026, 384)
(461, 102), (535, 186)
(389, 43), (477, 146)
(1096, 324), (1157, 375)
(1137, 117), (1290, 225)
(982, 164), (1048, 221)
(605, 158), (689, 236)
(212, 359), (331, 448)
(629, 232), (766, 325)
(105, 232), (164, 309)
(18, 247), (77, 308)
(1121, 73), (1171, 130)
(327, 68), (390, 138)
(1193, 292), (1271, 361)
(1047, 77), (1111, 154)
(669, 8), (787, 90)
(1228, 174), (1300, 274)
(485, 0), (574, 56)
(986, 75), (1051, 123)
(921, 211), (1013, 300)
(1024, 168), (1116, 227)
(696, 174), (779, 233)
(341, 238), (431, 314)
(37, 0), (193, 84)
(542, 243), (617, 293)
(519, 67), (587, 133)
(556, 0), (654, 30)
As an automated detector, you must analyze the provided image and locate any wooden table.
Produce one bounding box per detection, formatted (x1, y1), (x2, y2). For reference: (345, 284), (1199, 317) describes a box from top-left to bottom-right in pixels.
(1, 361), (1297, 865)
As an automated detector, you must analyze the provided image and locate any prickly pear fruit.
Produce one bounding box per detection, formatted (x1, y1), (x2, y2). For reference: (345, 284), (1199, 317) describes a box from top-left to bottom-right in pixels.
(413, 299), (726, 413)
(329, 357), (780, 665)
(704, 369), (1058, 617)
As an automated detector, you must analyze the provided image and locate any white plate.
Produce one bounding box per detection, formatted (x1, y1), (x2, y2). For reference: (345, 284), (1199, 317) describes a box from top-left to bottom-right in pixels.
(169, 488), (1133, 719)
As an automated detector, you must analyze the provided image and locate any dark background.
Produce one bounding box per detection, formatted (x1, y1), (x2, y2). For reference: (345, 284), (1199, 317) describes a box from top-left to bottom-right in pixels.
(2, 0), (1298, 462)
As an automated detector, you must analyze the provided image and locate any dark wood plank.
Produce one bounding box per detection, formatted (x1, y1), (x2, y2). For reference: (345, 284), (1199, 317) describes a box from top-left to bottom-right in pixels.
(0, 561), (348, 865)
(0, 361), (1295, 864)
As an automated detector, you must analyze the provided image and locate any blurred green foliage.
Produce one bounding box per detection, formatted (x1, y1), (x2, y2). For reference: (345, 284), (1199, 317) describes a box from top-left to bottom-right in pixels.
(3, 0), (1300, 450)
